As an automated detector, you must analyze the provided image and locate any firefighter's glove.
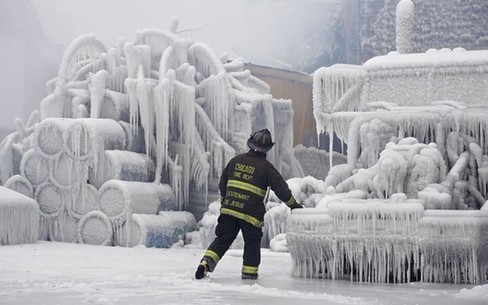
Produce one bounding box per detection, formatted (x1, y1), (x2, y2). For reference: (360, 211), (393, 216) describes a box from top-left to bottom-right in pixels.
(290, 202), (304, 210)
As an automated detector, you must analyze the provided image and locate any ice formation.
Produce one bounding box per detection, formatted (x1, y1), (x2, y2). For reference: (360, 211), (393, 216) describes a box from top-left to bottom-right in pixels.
(285, 1), (488, 284)
(0, 19), (298, 247)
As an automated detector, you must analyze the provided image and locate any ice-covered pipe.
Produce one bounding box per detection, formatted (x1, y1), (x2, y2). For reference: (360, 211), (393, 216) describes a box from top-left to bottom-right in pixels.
(99, 90), (130, 122)
(0, 186), (39, 245)
(98, 180), (176, 224)
(64, 118), (126, 165)
(35, 181), (65, 219)
(51, 213), (79, 243)
(89, 150), (155, 189)
(159, 46), (178, 77)
(50, 152), (81, 190)
(70, 183), (99, 220)
(20, 149), (49, 187)
(135, 28), (189, 71)
(78, 210), (113, 246)
(33, 118), (73, 160)
(4, 174), (34, 198)
(158, 211), (197, 242)
(118, 121), (146, 153)
(188, 42), (226, 78)
(116, 211), (196, 248)
(55, 34), (106, 89)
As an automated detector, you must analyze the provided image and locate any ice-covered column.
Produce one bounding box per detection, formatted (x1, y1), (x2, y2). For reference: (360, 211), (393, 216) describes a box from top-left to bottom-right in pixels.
(396, 0), (415, 54)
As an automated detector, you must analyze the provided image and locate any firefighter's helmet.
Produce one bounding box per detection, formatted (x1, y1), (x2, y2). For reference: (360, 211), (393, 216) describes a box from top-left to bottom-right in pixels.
(247, 129), (275, 153)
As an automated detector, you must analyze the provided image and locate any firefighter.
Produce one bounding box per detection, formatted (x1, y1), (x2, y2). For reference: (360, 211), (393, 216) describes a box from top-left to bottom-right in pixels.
(195, 128), (303, 280)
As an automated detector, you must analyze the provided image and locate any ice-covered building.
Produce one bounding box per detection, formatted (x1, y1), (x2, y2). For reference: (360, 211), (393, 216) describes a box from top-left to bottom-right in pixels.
(286, 0), (488, 284)
(0, 18), (301, 247)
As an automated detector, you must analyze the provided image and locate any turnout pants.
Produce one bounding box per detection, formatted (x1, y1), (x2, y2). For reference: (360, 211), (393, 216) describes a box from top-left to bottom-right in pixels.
(202, 214), (263, 276)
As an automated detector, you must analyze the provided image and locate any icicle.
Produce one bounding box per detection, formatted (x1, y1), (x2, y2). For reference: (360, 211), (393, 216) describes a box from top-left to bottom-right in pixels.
(153, 79), (170, 183)
(136, 66), (157, 157)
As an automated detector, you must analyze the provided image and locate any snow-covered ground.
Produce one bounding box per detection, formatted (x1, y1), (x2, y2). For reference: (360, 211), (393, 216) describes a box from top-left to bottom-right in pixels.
(0, 241), (486, 305)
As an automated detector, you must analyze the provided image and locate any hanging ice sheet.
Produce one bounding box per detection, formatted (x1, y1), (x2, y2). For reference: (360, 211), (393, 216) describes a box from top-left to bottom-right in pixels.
(418, 209), (488, 284)
(0, 186), (39, 245)
(326, 199), (424, 236)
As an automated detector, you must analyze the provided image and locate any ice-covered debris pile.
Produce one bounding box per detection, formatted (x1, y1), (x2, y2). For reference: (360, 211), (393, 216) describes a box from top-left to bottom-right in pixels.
(0, 18), (300, 247)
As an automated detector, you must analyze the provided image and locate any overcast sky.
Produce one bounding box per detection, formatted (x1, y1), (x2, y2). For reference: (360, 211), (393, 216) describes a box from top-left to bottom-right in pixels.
(0, 0), (334, 133)
(31, 0), (250, 57)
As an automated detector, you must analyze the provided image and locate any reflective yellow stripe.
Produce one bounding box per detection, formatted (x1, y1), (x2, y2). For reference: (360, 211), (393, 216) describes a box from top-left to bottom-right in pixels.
(242, 265), (258, 274)
(204, 250), (220, 263)
(220, 208), (264, 227)
(227, 180), (266, 197)
(285, 196), (295, 206)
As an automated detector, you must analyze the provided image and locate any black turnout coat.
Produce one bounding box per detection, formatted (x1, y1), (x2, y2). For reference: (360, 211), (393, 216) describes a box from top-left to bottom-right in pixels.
(218, 150), (297, 227)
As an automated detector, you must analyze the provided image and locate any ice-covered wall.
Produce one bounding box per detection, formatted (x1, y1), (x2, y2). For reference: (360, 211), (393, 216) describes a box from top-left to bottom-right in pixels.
(0, 19), (299, 246)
